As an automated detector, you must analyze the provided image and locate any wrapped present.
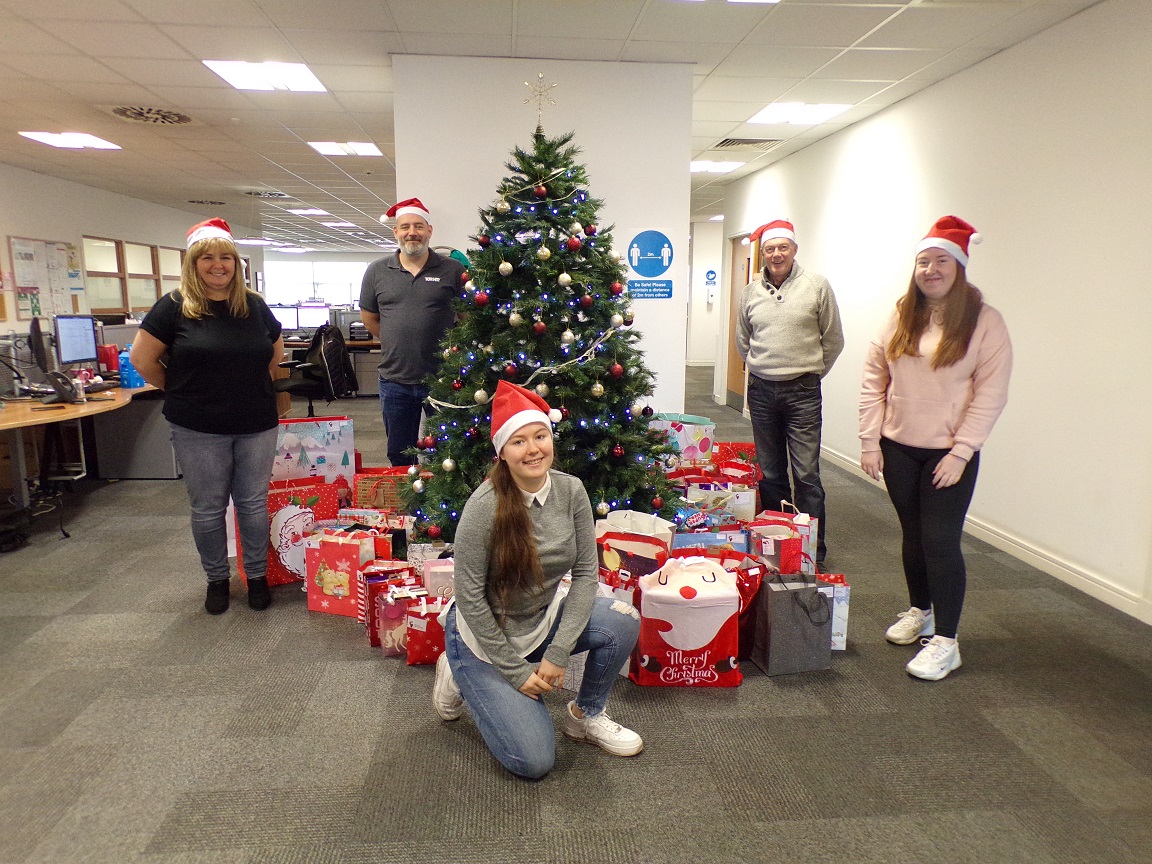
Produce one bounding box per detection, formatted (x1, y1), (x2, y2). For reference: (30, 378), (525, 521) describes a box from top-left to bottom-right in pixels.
(406, 596), (449, 665)
(423, 559), (454, 599)
(305, 533), (374, 617)
(273, 416), (356, 493)
(631, 556), (742, 687)
(649, 413), (715, 463)
(712, 441), (758, 466)
(238, 477), (341, 586)
(353, 467), (411, 509)
(816, 573), (850, 650)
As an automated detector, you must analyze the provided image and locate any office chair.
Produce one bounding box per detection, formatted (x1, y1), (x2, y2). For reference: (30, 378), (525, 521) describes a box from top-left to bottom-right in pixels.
(273, 323), (358, 417)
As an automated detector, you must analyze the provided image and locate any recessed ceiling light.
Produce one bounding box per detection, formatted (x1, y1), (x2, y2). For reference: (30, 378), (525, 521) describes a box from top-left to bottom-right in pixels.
(709, 215), (725, 221)
(321, 222), (357, 228)
(244, 190), (290, 198)
(691, 160), (745, 173)
(236, 237), (276, 246)
(19, 131), (120, 149)
(203, 60), (326, 93)
(188, 199), (227, 206)
(748, 102), (851, 125)
(286, 208), (330, 216)
(308, 141), (382, 157)
(728, 0), (781, 5)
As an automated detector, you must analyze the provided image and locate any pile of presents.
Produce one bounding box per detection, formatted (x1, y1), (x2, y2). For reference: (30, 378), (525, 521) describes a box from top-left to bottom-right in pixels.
(237, 414), (850, 685)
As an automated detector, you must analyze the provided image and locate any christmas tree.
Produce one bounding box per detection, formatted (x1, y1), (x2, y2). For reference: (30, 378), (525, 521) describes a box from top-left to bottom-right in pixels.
(402, 128), (680, 542)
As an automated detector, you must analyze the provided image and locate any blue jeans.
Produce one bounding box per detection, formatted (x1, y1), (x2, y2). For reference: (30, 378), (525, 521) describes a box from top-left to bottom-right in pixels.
(168, 423), (278, 584)
(880, 438), (980, 639)
(747, 372), (828, 562)
(444, 595), (640, 779)
(378, 379), (430, 466)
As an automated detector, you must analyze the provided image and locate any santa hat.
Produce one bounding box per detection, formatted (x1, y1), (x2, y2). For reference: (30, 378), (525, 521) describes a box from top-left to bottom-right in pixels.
(187, 217), (233, 248)
(490, 380), (562, 454)
(381, 197), (431, 224)
(916, 215), (982, 267)
(747, 219), (796, 246)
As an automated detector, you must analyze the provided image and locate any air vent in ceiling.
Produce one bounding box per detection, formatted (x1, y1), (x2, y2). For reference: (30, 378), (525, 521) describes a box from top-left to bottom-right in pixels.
(245, 190), (291, 199)
(713, 138), (782, 151)
(110, 106), (193, 125)
(188, 199), (227, 206)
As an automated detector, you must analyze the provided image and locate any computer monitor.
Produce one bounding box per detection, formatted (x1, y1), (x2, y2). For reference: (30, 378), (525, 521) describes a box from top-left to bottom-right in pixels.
(54, 314), (100, 366)
(268, 305), (300, 331)
(297, 304), (330, 330)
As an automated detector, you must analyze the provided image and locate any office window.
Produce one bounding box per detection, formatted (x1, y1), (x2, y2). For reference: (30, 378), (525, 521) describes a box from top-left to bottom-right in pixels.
(82, 237), (126, 312)
(83, 238), (185, 314)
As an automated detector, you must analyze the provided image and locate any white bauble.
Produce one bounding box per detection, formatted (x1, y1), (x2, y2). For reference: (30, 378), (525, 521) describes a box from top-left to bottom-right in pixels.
(535, 383), (550, 397)
(560, 329), (575, 344)
(473, 388), (489, 404)
(441, 458), (456, 473)
(569, 221), (583, 234)
(557, 272), (572, 288)
(611, 314), (624, 328)
(509, 311), (524, 327)
(498, 261), (513, 276)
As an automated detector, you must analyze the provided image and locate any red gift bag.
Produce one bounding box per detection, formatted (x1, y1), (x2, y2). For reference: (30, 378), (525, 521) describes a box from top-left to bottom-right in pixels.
(304, 533), (378, 617)
(670, 549), (765, 660)
(237, 477), (341, 587)
(630, 556), (742, 687)
(406, 596), (448, 665)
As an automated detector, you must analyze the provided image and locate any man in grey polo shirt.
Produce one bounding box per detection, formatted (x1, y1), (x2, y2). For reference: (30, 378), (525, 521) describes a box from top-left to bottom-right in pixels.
(736, 219), (844, 569)
(360, 197), (465, 466)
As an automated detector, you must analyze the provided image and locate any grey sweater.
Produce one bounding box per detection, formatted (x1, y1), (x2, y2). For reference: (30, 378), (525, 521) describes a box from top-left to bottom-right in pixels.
(453, 470), (598, 689)
(736, 261), (845, 381)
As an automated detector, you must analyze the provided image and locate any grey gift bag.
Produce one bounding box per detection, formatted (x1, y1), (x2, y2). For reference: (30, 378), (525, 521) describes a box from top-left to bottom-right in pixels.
(751, 577), (832, 676)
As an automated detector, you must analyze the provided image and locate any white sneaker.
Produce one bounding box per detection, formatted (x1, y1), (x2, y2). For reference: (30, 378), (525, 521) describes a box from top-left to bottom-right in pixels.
(885, 607), (935, 645)
(432, 653), (464, 721)
(906, 636), (962, 681)
(562, 701), (644, 757)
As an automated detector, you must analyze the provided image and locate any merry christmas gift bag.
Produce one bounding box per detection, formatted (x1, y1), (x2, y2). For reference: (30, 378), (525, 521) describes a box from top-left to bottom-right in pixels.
(630, 556), (742, 688)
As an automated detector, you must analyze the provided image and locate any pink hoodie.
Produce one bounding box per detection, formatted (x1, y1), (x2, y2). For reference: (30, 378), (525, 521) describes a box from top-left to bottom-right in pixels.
(860, 304), (1012, 461)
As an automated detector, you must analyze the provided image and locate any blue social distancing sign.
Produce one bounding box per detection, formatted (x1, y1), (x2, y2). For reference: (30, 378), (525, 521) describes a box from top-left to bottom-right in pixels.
(627, 231), (673, 278)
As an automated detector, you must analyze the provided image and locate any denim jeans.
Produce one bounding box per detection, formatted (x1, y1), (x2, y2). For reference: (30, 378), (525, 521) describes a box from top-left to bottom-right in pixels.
(880, 438), (980, 639)
(444, 595), (640, 779)
(378, 378), (431, 466)
(746, 372), (828, 561)
(168, 423), (278, 584)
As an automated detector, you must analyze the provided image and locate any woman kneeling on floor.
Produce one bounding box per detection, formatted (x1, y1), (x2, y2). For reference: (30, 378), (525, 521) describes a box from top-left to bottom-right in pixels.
(433, 381), (644, 779)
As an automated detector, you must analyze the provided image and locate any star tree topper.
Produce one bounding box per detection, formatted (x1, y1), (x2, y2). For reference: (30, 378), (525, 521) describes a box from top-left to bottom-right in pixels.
(524, 72), (558, 124)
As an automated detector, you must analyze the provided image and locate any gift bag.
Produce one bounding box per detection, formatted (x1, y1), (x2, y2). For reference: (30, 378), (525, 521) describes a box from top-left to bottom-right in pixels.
(670, 528), (748, 554)
(357, 560), (419, 627)
(406, 596), (449, 665)
(687, 483), (757, 524)
(630, 556), (742, 687)
(353, 467), (411, 509)
(273, 417), (356, 489)
(337, 507), (410, 531)
(597, 530), (669, 592)
(668, 548), (765, 662)
(407, 541), (451, 573)
(817, 573), (851, 650)
(712, 441), (759, 467)
(650, 413), (716, 463)
(751, 577), (832, 676)
(753, 504), (818, 574)
(423, 559), (455, 599)
(238, 477), (341, 586)
(304, 533), (374, 617)
(747, 522), (804, 575)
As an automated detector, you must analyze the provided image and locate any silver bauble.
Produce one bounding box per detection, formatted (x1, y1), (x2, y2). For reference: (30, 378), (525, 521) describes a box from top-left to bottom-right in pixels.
(560, 329), (576, 344)
(474, 388), (489, 404)
(611, 313), (624, 328)
(535, 383), (550, 397)
(498, 261), (513, 276)
(591, 381), (605, 397)
(412, 479), (425, 493)
(509, 311), (524, 327)
(496, 199), (510, 214)
(441, 458), (456, 472)
(407, 465), (419, 477)
(596, 501), (610, 516)
(536, 245), (551, 260)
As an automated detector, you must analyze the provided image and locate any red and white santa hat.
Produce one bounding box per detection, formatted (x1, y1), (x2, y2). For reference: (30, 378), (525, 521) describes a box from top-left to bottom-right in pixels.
(490, 380), (563, 454)
(747, 219), (796, 246)
(381, 197), (431, 224)
(916, 215), (981, 267)
(186, 217), (234, 248)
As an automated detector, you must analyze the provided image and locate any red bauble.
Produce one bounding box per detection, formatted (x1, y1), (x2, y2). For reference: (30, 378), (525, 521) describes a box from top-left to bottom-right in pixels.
(473, 291), (489, 306)
(641, 406), (654, 417)
(534, 185), (547, 198)
(612, 444), (625, 458)
(566, 236), (582, 252)
(460, 270), (469, 282)
(477, 235), (491, 248)
(532, 320), (547, 335)
(503, 363), (518, 378)
(584, 224), (598, 237)
(452, 379), (463, 391)
(560, 406), (570, 420)
(416, 438), (427, 450)
(422, 435), (436, 449)
(580, 294), (594, 308)
(609, 363), (624, 378)
(426, 524), (442, 540)
(610, 281), (624, 296)
(652, 496), (664, 510)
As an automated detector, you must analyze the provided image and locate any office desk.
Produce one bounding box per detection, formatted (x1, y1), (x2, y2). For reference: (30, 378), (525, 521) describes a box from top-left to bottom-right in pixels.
(0, 385), (155, 510)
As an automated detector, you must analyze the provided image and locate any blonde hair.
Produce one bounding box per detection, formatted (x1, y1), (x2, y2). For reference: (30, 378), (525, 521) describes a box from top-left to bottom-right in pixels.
(887, 264), (983, 369)
(177, 237), (252, 320)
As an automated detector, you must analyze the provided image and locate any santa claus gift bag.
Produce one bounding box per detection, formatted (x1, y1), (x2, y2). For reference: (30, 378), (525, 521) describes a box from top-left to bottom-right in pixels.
(237, 477), (341, 587)
(630, 556), (742, 687)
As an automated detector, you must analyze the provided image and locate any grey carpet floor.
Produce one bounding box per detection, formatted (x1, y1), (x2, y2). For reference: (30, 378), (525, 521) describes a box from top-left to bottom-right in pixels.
(1, 367), (1149, 863)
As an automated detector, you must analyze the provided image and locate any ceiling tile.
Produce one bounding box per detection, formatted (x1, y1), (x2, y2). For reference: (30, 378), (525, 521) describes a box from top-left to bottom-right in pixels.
(620, 41), (734, 71)
(747, 4), (899, 48)
(386, 0), (513, 35)
(693, 75), (799, 102)
(631, 2), (775, 43)
(810, 48), (946, 81)
(256, 0), (398, 30)
(512, 37), (625, 62)
(160, 24), (298, 59)
(282, 29), (405, 66)
(861, 6), (1019, 51)
(123, 0), (273, 27)
(310, 65), (394, 93)
(713, 45), (841, 78)
(0, 20), (81, 53)
(399, 33), (514, 56)
(2, 52), (129, 83)
(35, 21), (190, 59)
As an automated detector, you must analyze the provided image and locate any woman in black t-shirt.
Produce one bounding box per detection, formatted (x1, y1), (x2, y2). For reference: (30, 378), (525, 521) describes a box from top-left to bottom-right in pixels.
(132, 218), (284, 615)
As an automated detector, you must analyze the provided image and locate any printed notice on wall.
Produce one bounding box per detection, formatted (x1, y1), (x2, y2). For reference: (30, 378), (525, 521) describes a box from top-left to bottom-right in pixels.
(7, 236), (84, 319)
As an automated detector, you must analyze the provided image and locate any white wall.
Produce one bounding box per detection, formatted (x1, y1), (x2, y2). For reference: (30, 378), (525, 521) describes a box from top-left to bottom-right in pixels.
(0, 163), (262, 326)
(720, 0), (1152, 623)
(687, 220), (723, 366)
(392, 55), (692, 412)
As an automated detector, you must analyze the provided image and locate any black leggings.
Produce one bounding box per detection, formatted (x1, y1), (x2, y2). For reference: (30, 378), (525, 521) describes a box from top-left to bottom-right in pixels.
(880, 438), (980, 639)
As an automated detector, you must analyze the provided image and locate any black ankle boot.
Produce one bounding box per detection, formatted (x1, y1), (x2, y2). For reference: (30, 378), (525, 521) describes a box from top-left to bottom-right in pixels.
(205, 579), (230, 615)
(247, 577), (272, 611)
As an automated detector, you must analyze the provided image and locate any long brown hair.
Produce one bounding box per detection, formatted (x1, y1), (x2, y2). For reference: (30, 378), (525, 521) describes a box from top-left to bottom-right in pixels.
(886, 263), (983, 369)
(177, 236), (252, 320)
(485, 458), (545, 621)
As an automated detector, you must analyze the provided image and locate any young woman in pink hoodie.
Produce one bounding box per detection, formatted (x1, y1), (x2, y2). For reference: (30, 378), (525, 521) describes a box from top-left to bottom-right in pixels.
(860, 216), (1012, 681)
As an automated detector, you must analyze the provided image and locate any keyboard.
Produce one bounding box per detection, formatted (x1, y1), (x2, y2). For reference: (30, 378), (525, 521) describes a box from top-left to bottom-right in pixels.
(84, 380), (118, 393)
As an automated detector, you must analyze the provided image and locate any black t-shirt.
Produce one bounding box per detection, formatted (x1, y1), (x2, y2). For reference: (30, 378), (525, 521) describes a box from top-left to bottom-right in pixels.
(139, 291), (282, 435)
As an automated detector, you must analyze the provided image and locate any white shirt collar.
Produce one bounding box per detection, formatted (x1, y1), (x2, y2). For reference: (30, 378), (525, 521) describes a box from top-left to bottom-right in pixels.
(520, 472), (552, 507)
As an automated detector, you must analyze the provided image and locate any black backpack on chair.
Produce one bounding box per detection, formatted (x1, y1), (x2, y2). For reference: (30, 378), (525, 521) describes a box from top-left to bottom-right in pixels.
(276, 323), (358, 416)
